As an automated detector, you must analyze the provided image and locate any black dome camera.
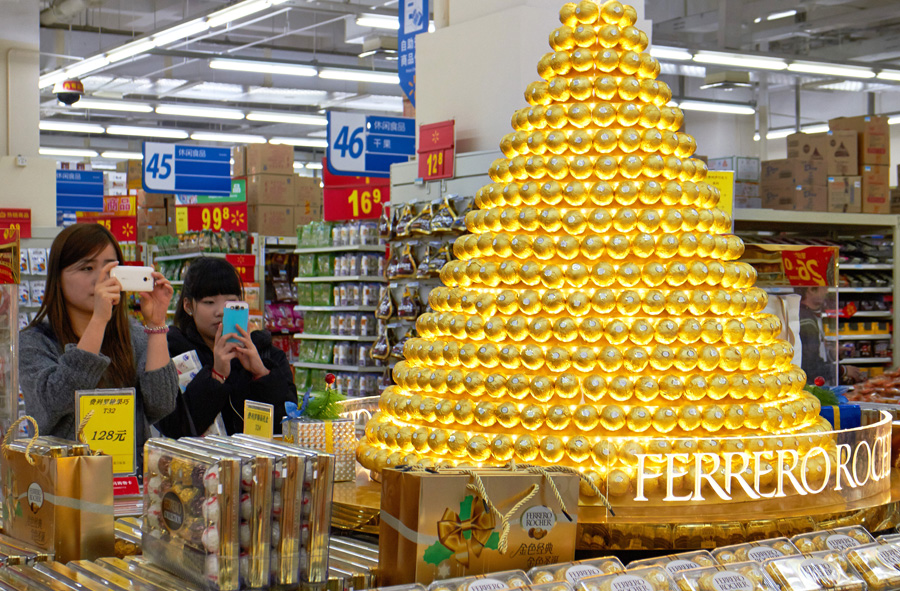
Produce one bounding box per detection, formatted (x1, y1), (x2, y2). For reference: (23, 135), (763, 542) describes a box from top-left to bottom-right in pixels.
(53, 78), (84, 106)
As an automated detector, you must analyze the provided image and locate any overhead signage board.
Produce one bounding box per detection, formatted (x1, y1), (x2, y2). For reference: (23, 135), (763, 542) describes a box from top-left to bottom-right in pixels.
(142, 142), (231, 196)
(326, 112), (415, 178)
(399, 0), (429, 105)
(57, 170), (104, 219)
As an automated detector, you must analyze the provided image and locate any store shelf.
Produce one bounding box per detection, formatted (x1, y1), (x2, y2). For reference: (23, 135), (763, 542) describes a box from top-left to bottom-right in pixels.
(840, 357), (893, 365)
(293, 334), (378, 342)
(264, 236), (298, 248)
(825, 334), (892, 341)
(294, 245), (385, 254)
(825, 311), (893, 318)
(735, 209), (900, 231)
(154, 252), (228, 262)
(294, 276), (386, 283)
(292, 362), (384, 373)
(294, 305), (377, 312)
(840, 264), (894, 270)
(828, 287), (893, 294)
(170, 280), (184, 286)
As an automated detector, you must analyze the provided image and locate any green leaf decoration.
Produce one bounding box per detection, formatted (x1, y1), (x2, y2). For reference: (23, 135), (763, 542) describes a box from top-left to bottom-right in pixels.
(424, 541), (454, 565)
(304, 389), (347, 421)
(485, 531), (500, 550)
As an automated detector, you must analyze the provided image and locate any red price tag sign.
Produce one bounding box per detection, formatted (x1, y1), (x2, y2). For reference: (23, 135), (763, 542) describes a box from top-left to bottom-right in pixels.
(418, 120), (455, 181)
(176, 203), (248, 233)
(322, 158), (389, 221)
(781, 246), (835, 286)
(114, 476), (140, 496)
(0, 209), (31, 239)
(76, 215), (139, 243)
(0, 227), (19, 285)
(226, 254), (256, 283)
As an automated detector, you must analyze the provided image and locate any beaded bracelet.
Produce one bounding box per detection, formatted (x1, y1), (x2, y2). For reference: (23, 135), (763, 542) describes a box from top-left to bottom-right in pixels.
(143, 325), (169, 335)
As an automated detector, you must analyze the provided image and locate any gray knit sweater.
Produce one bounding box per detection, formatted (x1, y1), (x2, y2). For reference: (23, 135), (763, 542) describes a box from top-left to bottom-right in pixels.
(19, 320), (178, 442)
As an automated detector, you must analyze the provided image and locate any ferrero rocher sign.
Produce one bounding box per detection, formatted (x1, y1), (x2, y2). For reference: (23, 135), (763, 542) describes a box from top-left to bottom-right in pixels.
(357, 0), (892, 512)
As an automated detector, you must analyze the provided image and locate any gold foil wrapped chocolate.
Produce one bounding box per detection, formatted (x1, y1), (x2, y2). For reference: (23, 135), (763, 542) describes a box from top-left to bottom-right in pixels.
(671, 561), (778, 591)
(426, 570), (531, 591)
(714, 538), (801, 564)
(764, 550), (866, 591)
(528, 557), (625, 584)
(792, 528), (875, 554)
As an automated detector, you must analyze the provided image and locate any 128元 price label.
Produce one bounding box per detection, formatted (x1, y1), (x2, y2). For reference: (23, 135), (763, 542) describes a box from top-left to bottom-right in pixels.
(76, 389), (137, 475)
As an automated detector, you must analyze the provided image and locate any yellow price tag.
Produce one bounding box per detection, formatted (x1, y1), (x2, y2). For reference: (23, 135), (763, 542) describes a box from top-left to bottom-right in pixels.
(706, 170), (735, 231)
(175, 207), (188, 235)
(243, 401), (274, 439)
(76, 389), (136, 475)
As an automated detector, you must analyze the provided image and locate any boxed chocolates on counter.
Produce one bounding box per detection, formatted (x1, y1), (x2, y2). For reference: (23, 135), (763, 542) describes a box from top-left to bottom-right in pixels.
(713, 538), (800, 563)
(764, 550), (866, 591)
(528, 558), (624, 585)
(671, 561), (778, 591)
(282, 418), (356, 482)
(509, 584), (574, 591)
(426, 570), (531, 591)
(33, 562), (115, 591)
(792, 527), (875, 553)
(576, 566), (675, 591)
(142, 439), (242, 591)
(627, 551), (717, 577)
(845, 540), (900, 590)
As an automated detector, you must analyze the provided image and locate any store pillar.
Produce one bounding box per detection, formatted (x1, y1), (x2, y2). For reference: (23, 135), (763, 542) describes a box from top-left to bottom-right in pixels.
(0, 2), (56, 227)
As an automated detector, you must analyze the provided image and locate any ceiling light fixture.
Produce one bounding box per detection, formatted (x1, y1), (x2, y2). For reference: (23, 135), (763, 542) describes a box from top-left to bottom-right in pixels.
(209, 58), (317, 77)
(156, 104), (245, 119)
(269, 137), (328, 148)
(356, 14), (400, 30)
(39, 120), (105, 134)
(101, 151), (144, 160)
(767, 9), (797, 20)
(677, 100), (756, 115)
(877, 70), (900, 81)
(247, 112), (327, 125)
(319, 68), (400, 84)
(64, 55), (110, 79)
(694, 50), (787, 70)
(89, 162), (118, 170)
(801, 124), (830, 133)
(39, 147), (99, 158)
(888, 115), (900, 125)
(305, 162), (323, 170)
(788, 61), (875, 79)
(207, 0), (271, 28)
(106, 125), (189, 139)
(107, 40), (156, 63)
(70, 98), (154, 112)
(151, 19), (211, 46)
(191, 131), (266, 144)
(649, 46), (692, 61)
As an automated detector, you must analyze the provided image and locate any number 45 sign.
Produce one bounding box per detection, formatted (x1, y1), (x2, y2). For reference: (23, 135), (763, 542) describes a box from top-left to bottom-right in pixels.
(142, 142), (232, 196)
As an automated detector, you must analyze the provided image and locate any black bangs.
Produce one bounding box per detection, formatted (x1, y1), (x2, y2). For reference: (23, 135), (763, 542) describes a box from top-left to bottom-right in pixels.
(173, 257), (243, 331)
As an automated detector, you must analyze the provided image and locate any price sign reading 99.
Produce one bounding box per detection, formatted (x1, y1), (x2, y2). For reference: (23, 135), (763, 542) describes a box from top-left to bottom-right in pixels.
(176, 203), (248, 234)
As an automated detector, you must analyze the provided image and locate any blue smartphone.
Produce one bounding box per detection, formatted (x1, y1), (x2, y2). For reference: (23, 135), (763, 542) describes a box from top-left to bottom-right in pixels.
(221, 302), (249, 343)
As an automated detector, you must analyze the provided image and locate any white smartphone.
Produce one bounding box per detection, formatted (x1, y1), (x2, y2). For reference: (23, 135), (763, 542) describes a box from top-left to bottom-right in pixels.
(221, 301), (249, 343)
(110, 266), (155, 292)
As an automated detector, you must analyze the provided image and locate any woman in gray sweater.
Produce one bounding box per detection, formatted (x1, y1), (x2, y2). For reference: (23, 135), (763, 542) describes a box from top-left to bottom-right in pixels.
(19, 224), (178, 447)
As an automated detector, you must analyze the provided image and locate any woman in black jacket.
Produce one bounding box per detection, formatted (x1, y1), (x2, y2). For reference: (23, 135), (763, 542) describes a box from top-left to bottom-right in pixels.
(156, 257), (296, 437)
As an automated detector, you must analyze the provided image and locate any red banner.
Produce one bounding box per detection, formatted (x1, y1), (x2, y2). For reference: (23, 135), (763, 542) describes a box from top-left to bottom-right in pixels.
(226, 254), (256, 283)
(0, 228), (19, 285)
(176, 203), (248, 233)
(0, 209), (31, 239)
(76, 215), (139, 243)
(781, 247), (834, 286)
(418, 120), (455, 181)
(114, 476), (140, 496)
(322, 158), (389, 221)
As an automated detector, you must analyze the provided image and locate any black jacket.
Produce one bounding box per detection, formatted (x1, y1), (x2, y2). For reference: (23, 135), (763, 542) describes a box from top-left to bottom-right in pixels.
(156, 324), (296, 437)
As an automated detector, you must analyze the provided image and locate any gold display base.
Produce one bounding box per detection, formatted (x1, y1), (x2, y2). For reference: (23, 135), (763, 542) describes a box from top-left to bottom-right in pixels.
(331, 472), (900, 550)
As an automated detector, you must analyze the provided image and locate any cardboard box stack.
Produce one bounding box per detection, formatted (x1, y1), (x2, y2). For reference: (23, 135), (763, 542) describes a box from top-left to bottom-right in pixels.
(708, 156), (760, 208)
(761, 157), (828, 211)
(114, 160), (175, 241)
(829, 115), (890, 214)
(232, 144), (324, 234)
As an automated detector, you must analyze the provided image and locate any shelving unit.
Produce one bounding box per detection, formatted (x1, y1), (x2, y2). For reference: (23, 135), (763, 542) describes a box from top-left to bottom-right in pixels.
(18, 227), (62, 326)
(825, 334), (892, 341)
(294, 245), (385, 255)
(154, 251), (228, 262)
(292, 362), (384, 373)
(294, 275), (386, 283)
(293, 334), (378, 342)
(294, 305), (377, 313)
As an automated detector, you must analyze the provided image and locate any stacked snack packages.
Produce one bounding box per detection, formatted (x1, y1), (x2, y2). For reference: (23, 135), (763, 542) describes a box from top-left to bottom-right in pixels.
(142, 436), (334, 591)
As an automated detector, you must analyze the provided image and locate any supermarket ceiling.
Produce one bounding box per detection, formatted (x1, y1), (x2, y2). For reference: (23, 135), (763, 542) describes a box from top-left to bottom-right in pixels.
(37, 0), (900, 167)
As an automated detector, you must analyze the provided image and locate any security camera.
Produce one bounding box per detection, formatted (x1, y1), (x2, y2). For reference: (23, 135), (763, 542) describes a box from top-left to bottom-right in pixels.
(53, 78), (84, 106)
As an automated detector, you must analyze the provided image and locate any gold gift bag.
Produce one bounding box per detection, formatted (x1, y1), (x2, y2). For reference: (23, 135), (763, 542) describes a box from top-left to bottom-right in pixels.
(379, 464), (597, 586)
(1, 417), (115, 562)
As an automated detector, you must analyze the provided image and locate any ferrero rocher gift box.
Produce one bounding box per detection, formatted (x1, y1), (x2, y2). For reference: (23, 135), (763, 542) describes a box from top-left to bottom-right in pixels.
(379, 467), (579, 586)
(1, 435), (114, 563)
(283, 418), (356, 482)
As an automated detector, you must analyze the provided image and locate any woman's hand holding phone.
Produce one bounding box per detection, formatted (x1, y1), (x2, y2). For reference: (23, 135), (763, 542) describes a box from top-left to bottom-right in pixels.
(232, 325), (269, 379)
(93, 262), (123, 324)
(139, 271), (174, 327)
(213, 323), (238, 380)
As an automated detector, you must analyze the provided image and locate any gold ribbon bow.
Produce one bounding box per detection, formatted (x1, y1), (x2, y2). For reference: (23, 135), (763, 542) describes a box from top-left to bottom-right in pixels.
(436, 498), (495, 567)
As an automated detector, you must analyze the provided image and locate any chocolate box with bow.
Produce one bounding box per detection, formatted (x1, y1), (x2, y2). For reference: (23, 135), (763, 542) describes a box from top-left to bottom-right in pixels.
(379, 466), (580, 585)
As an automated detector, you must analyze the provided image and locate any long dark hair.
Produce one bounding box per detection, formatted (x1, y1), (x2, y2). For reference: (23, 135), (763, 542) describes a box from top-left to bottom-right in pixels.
(174, 257), (243, 333)
(28, 224), (136, 388)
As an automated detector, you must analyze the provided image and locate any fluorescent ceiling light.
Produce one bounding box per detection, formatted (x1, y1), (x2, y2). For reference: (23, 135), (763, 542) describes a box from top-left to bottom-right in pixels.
(356, 14), (400, 30)
(156, 104), (245, 119)
(89, 162), (118, 170)
(151, 20), (210, 46)
(102, 151), (144, 160)
(649, 46), (692, 61)
(38, 71), (69, 90)
(191, 131), (266, 144)
(766, 128), (795, 140)
(107, 40), (155, 62)
(39, 147), (98, 158)
(210, 58), (316, 77)
(694, 51), (786, 70)
(319, 68), (399, 84)
(64, 55), (110, 79)
(801, 124), (829, 133)
(247, 111), (327, 125)
(788, 61), (874, 79)
(293, 161), (305, 169)
(877, 70), (900, 81)
(39, 120), (105, 134)
(270, 137), (328, 148)
(678, 100), (756, 115)
(888, 116), (900, 125)
(71, 98), (153, 112)
(207, 0), (271, 28)
(106, 125), (189, 139)
(305, 162), (323, 170)
(767, 9), (797, 20)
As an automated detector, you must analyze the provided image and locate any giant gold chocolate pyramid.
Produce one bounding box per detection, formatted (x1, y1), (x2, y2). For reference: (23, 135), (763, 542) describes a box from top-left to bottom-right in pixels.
(358, 0), (829, 501)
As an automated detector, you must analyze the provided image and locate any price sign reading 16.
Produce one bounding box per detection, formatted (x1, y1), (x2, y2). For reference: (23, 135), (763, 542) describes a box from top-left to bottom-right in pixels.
(335, 126), (364, 159)
(348, 189), (382, 217)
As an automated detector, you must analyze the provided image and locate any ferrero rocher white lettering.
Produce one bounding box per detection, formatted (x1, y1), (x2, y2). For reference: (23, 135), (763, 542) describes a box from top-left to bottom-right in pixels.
(710, 572), (753, 591)
(609, 575), (653, 591)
